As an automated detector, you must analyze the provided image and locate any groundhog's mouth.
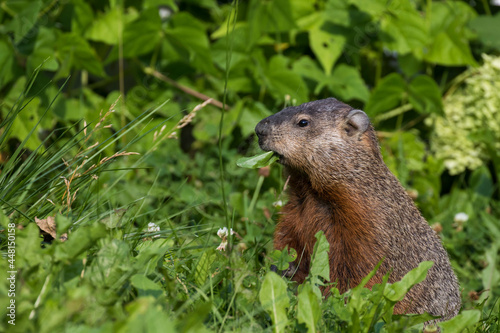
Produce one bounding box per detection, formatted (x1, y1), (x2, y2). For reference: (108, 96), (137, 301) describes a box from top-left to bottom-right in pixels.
(273, 152), (285, 164)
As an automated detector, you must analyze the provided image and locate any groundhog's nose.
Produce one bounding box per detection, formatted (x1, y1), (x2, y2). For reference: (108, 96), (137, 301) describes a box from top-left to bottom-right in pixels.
(255, 118), (270, 138)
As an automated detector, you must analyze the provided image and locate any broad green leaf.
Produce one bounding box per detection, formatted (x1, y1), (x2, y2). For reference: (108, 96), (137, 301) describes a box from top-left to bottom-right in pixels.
(193, 103), (238, 143)
(143, 0), (178, 10)
(110, 8), (162, 60)
(385, 131), (426, 186)
(237, 151), (278, 169)
(480, 244), (499, 305)
(56, 32), (106, 78)
(271, 247), (298, 271)
(211, 26), (254, 70)
(384, 261), (433, 302)
(27, 27), (59, 75)
(166, 26), (214, 73)
(425, 32), (477, 66)
(408, 75), (443, 115)
(348, 0), (386, 17)
(71, 0), (94, 34)
(55, 214), (72, 236)
(0, 36), (17, 88)
(249, 0), (296, 33)
(481, 211), (500, 240)
(328, 64), (369, 102)
(130, 275), (163, 297)
(293, 56), (368, 102)
(239, 102), (273, 137)
(290, 0), (316, 22)
(309, 22), (345, 75)
(131, 275), (163, 291)
(210, 7), (241, 39)
(438, 309), (481, 331)
(398, 53), (424, 77)
(381, 5), (427, 57)
(10, 96), (42, 151)
(85, 7), (123, 45)
(90, 240), (132, 290)
(293, 56), (326, 84)
(297, 283), (321, 333)
(309, 231), (330, 282)
(4, 0), (42, 42)
(100, 209), (127, 229)
(396, 313), (440, 330)
(123, 298), (176, 332)
(194, 250), (215, 287)
(425, 2), (477, 66)
(470, 13), (500, 51)
(13, 223), (47, 267)
(264, 55), (309, 104)
(469, 165), (494, 198)
(259, 272), (290, 333)
(350, 260), (383, 310)
(365, 73), (406, 117)
(178, 302), (212, 333)
(54, 223), (107, 261)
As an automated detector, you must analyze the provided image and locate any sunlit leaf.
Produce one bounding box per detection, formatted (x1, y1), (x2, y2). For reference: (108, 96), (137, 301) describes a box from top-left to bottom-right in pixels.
(85, 7), (123, 45)
(297, 283), (321, 333)
(380, 4), (427, 57)
(194, 250), (216, 287)
(237, 151), (278, 169)
(4, 0), (42, 42)
(365, 73), (406, 117)
(438, 310), (481, 331)
(259, 272), (290, 333)
(424, 2), (477, 66)
(56, 32), (106, 78)
(384, 261), (433, 302)
(408, 75), (443, 115)
(309, 231), (330, 282)
(329, 64), (369, 102)
(470, 13), (500, 51)
(309, 23), (345, 75)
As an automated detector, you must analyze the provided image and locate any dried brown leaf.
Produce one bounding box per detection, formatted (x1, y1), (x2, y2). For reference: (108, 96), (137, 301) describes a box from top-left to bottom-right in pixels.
(35, 216), (68, 242)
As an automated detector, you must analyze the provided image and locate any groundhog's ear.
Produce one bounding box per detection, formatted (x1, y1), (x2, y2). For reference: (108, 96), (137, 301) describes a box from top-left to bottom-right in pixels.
(344, 109), (370, 139)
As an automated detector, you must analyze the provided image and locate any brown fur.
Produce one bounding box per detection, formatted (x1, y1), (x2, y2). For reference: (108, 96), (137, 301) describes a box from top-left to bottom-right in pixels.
(255, 98), (461, 320)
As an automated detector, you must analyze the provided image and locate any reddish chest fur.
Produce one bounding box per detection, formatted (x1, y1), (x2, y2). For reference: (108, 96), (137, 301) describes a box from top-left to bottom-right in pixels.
(273, 175), (385, 292)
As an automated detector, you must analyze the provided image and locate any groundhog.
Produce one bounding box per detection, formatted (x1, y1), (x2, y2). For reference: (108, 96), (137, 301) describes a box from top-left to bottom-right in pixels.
(255, 98), (461, 320)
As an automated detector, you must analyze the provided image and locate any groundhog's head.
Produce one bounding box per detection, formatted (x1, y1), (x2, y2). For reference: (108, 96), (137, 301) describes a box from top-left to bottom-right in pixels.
(255, 98), (382, 186)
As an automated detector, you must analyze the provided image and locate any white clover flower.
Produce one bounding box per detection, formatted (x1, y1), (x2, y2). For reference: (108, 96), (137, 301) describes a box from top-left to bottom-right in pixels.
(217, 227), (228, 238)
(147, 222), (160, 238)
(273, 200), (283, 208)
(454, 213), (469, 224)
(216, 227), (236, 251)
(158, 7), (172, 20)
(217, 227), (235, 239)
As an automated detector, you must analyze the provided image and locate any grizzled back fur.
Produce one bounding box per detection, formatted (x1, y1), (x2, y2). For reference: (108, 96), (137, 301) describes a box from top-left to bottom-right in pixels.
(255, 98), (461, 320)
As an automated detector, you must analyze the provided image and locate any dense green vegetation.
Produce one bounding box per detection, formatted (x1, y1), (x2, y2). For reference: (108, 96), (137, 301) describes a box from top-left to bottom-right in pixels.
(1, 0), (500, 331)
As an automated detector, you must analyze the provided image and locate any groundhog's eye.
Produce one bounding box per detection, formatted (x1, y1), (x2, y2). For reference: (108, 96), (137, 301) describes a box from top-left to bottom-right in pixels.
(298, 119), (309, 127)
